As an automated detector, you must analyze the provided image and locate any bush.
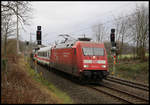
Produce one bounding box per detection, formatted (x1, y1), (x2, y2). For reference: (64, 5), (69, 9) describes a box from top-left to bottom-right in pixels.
(114, 62), (149, 83)
(1, 58), (8, 72)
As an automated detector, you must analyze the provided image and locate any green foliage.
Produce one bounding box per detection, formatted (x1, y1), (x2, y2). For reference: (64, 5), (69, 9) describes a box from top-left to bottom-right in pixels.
(111, 62), (149, 83)
(117, 53), (149, 61)
(1, 58), (8, 72)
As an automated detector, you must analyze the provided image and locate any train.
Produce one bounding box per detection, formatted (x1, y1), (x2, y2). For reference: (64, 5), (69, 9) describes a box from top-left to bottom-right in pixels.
(31, 37), (109, 83)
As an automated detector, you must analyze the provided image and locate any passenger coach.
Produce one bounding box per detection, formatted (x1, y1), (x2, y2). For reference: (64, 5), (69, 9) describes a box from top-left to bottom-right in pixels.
(36, 46), (51, 66)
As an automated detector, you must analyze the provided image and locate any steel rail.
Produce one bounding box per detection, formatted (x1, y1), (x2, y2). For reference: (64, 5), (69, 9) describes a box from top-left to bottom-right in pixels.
(108, 76), (149, 88)
(88, 86), (134, 104)
(102, 83), (149, 102)
(106, 76), (149, 91)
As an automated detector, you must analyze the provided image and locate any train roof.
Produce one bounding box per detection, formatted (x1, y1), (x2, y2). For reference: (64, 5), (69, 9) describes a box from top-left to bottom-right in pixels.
(54, 39), (77, 48)
(78, 41), (104, 44)
(53, 37), (104, 48)
(38, 46), (51, 52)
(75, 41), (105, 47)
(53, 40), (105, 49)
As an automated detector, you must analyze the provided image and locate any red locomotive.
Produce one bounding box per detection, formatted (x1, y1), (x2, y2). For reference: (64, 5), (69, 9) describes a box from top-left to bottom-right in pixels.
(33, 37), (109, 83)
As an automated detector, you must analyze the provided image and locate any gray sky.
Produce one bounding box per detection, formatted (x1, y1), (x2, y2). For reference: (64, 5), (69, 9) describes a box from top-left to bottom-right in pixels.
(20, 1), (148, 46)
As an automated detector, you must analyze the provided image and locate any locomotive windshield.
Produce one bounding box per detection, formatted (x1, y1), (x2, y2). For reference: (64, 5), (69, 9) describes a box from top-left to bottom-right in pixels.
(82, 47), (104, 56)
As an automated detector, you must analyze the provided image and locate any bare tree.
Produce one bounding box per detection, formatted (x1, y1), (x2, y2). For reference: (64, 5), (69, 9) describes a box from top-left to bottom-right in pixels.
(128, 4), (149, 60)
(1, 1), (32, 25)
(1, 1), (33, 54)
(1, 14), (16, 58)
(113, 14), (130, 59)
(1, 1), (33, 82)
(92, 23), (107, 43)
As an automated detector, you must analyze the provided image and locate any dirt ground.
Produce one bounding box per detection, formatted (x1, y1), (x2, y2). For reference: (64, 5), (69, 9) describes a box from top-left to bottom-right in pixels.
(1, 55), (61, 104)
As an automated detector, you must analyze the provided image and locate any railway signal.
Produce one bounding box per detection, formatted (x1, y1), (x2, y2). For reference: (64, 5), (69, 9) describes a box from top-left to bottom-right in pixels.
(110, 28), (117, 75)
(36, 26), (42, 45)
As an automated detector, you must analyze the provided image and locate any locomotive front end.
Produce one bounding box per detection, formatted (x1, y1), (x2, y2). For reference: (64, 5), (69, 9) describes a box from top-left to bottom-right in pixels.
(79, 42), (109, 81)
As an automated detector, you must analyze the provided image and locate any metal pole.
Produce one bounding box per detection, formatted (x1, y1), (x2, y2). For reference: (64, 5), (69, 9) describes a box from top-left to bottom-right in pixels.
(30, 33), (32, 50)
(16, 2), (20, 54)
(34, 59), (37, 73)
(113, 53), (116, 76)
(25, 44), (27, 63)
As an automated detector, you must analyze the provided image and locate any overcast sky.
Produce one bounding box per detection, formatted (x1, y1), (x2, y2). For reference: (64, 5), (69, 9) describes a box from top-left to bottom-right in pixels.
(20, 1), (148, 46)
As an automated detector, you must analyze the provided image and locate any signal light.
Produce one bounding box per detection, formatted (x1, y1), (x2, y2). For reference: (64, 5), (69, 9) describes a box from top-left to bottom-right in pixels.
(110, 29), (115, 43)
(111, 34), (115, 42)
(37, 40), (41, 45)
(36, 30), (41, 41)
(111, 29), (115, 33)
(37, 26), (41, 30)
(26, 41), (29, 45)
(36, 26), (42, 45)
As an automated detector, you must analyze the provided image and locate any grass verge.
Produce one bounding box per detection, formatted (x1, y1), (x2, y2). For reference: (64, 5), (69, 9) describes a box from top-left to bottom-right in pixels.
(25, 59), (73, 104)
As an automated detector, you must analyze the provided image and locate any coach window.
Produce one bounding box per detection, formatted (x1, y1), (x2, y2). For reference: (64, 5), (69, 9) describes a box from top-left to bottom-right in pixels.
(43, 52), (45, 57)
(45, 52), (47, 57)
(82, 47), (93, 56)
(47, 52), (49, 57)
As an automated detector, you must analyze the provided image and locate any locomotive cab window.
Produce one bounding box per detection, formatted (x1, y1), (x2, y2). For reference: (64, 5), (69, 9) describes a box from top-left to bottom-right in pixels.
(93, 48), (104, 56)
(82, 48), (93, 56)
(82, 47), (104, 56)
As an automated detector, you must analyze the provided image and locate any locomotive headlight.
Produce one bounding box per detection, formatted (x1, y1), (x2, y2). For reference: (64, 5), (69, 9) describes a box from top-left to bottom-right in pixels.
(101, 65), (106, 68)
(84, 65), (89, 68)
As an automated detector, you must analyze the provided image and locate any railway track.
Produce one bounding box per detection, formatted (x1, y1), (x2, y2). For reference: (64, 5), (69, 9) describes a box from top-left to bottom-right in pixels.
(88, 83), (149, 104)
(106, 76), (149, 91)
(86, 76), (149, 104)
(31, 60), (149, 103)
